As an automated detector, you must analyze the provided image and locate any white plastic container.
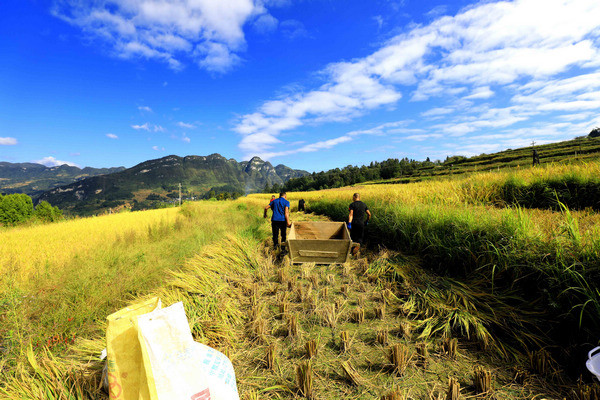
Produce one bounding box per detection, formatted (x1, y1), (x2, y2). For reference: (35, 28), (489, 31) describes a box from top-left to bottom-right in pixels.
(587, 346), (600, 381)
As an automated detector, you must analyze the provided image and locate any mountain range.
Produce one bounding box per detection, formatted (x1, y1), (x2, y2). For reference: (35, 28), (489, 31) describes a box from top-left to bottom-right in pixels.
(31, 154), (307, 215)
(0, 162), (125, 197)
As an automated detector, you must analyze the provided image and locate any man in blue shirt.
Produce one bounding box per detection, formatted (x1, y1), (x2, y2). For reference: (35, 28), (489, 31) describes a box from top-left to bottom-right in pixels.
(264, 192), (291, 249)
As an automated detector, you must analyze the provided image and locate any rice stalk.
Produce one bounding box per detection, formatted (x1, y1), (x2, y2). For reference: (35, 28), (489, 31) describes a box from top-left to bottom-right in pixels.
(278, 301), (289, 319)
(529, 348), (554, 375)
(277, 267), (289, 284)
(446, 377), (461, 400)
(416, 342), (428, 368)
(265, 343), (276, 370)
(381, 389), (407, 400)
(296, 361), (313, 399)
(388, 344), (410, 375)
(287, 314), (299, 337)
(376, 329), (389, 346)
(358, 294), (366, 308)
(441, 337), (458, 359)
(326, 274), (335, 285)
(340, 331), (351, 353)
(305, 339), (318, 359)
(375, 304), (386, 320)
(322, 304), (338, 328)
(473, 366), (492, 397)
(341, 284), (349, 296)
(570, 383), (600, 400)
(352, 308), (365, 324)
(398, 320), (412, 339)
(340, 361), (362, 386)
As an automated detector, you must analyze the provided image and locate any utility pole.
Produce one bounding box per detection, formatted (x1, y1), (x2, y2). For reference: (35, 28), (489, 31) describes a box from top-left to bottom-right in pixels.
(179, 183), (182, 207)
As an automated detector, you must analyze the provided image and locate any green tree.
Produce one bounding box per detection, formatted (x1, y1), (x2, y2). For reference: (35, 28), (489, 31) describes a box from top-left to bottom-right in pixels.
(0, 193), (34, 226)
(589, 127), (600, 138)
(34, 201), (63, 223)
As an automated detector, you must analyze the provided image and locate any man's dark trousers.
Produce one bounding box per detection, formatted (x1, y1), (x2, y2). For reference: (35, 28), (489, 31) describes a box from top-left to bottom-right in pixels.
(350, 222), (365, 244)
(272, 220), (287, 248)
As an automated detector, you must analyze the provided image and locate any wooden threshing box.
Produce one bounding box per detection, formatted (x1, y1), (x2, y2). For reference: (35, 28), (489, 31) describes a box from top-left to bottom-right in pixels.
(287, 221), (352, 264)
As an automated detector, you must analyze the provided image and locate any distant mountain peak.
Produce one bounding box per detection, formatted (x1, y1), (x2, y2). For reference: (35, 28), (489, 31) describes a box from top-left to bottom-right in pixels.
(35, 153), (309, 215)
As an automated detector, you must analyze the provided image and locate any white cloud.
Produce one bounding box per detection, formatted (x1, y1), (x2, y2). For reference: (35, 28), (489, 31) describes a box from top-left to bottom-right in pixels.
(138, 106), (152, 112)
(421, 107), (454, 117)
(194, 42), (241, 73)
(426, 5), (447, 18)
(234, 0), (600, 159)
(132, 123), (150, 131)
(258, 135), (354, 159)
(177, 121), (196, 129)
(52, 0), (273, 72)
(464, 86), (494, 100)
(131, 123), (164, 132)
(106, 133), (118, 139)
(152, 145), (165, 151)
(253, 14), (278, 34)
(280, 19), (308, 40)
(404, 133), (443, 141)
(0, 137), (17, 145)
(34, 156), (79, 167)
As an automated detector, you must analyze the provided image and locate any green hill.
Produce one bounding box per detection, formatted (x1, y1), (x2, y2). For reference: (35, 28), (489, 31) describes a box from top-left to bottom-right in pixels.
(37, 154), (308, 215)
(0, 162), (125, 197)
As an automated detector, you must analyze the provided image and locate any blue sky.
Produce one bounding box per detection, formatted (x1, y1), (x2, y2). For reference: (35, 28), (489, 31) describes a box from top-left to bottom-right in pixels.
(1, 0), (600, 172)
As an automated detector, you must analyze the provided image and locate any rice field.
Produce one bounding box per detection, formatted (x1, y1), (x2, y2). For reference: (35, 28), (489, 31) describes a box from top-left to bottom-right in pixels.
(2, 161), (600, 399)
(0, 202), (263, 379)
(1, 212), (580, 399)
(249, 160), (600, 390)
(0, 207), (183, 286)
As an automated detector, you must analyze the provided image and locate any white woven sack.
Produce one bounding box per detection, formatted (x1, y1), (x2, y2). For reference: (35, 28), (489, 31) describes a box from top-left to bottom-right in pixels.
(136, 302), (239, 400)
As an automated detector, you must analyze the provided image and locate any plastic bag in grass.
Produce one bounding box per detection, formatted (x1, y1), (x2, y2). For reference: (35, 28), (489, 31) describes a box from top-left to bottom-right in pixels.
(136, 301), (239, 400)
(106, 297), (161, 400)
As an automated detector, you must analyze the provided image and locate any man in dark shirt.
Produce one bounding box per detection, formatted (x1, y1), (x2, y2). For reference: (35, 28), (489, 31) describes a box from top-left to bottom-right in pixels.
(298, 199), (305, 212)
(264, 192), (291, 249)
(532, 149), (540, 166)
(348, 193), (371, 245)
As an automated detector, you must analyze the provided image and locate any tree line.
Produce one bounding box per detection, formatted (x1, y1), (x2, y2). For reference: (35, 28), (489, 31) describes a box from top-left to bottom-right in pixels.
(0, 193), (63, 226)
(264, 157), (447, 193)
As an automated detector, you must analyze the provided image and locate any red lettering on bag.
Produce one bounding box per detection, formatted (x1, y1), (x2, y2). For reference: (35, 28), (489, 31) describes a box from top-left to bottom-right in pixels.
(190, 388), (211, 400)
(107, 373), (122, 399)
